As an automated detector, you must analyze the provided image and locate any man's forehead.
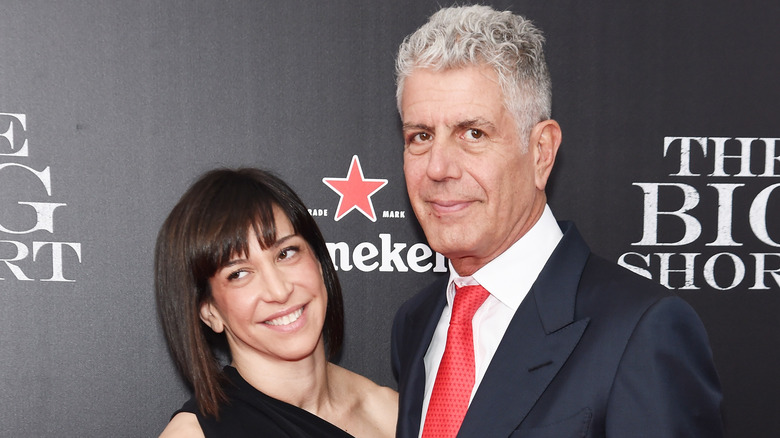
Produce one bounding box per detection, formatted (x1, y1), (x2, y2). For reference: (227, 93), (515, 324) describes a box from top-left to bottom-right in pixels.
(404, 64), (499, 88)
(401, 90), (506, 129)
(401, 117), (496, 131)
(401, 66), (503, 112)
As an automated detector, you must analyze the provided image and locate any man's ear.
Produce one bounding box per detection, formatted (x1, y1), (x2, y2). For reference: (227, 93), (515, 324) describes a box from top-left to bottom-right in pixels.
(530, 119), (562, 191)
(199, 302), (225, 334)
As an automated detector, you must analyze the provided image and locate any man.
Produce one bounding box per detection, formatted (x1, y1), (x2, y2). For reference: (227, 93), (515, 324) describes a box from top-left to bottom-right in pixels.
(391, 5), (723, 437)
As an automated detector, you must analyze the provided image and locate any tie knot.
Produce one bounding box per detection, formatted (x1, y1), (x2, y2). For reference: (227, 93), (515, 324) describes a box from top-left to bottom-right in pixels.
(451, 284), (490, 325)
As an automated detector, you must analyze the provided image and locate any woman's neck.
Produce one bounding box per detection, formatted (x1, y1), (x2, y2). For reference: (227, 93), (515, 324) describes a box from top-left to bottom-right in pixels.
(231, 339), (337, 416)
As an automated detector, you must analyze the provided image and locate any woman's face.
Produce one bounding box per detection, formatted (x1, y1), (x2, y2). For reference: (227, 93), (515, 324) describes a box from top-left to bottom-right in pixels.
(200, 207), (328, 366)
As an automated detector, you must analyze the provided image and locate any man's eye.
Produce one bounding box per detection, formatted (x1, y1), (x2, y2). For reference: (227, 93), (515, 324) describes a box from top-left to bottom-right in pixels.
(465, 129), (484, 140)
(409, 132), (431, 143)
(404, 132), (434, 155)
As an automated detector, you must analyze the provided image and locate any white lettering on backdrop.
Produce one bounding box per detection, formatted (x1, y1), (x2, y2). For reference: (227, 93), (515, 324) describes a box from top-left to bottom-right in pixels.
(0, 113), (82, 282)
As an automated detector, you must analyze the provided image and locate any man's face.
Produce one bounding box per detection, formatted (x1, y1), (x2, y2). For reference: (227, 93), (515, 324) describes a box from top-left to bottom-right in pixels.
(401, 65), (556, 275)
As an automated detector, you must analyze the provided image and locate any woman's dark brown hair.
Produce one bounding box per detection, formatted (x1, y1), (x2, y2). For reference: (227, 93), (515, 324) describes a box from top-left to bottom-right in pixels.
(154, 168), (344, 419)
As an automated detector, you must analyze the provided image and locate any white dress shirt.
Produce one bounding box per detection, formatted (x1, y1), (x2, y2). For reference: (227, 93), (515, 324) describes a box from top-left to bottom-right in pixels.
(418, 205), (563, 436)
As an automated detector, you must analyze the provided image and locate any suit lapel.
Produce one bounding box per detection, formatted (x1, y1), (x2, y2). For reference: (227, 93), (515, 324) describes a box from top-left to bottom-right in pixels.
(457, 222), (591, 437)
(397, 277), (448, 438)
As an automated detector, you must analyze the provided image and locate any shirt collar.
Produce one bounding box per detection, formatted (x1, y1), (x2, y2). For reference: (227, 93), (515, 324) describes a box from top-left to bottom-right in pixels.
(447, 205), (563, 310)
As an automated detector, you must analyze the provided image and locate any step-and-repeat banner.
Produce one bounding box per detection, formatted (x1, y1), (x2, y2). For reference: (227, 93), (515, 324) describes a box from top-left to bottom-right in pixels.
(1, 1), (777, 436)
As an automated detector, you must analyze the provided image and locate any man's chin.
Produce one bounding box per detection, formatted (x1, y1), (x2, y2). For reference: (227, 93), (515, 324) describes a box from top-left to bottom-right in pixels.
(425, 235), (476, 259)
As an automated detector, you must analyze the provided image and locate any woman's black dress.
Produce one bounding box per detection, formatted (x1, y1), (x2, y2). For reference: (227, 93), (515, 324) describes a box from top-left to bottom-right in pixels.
(177, 366), (354, 437)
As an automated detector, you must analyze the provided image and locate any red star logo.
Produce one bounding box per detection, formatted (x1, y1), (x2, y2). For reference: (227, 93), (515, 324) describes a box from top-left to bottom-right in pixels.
(323, 155), (388, 221)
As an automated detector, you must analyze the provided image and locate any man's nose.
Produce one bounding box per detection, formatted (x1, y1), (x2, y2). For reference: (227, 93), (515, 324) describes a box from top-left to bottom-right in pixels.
(425, 138), (462, 181)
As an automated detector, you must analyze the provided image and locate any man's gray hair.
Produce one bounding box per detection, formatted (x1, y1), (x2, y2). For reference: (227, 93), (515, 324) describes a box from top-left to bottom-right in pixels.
(395, 5), (552, 143)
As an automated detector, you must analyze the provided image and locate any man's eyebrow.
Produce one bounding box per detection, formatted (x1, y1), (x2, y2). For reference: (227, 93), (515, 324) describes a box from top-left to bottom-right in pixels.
(454, 118), (495, 130)
(402, 122), (431, 131)
(402, 119), (495, 131)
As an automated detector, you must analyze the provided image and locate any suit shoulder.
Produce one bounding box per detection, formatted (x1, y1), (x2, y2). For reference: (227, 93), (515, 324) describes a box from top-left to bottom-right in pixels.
(580, 253), (671, 303)
(574, 253), (705, 329)
(393, 275), (447, 319)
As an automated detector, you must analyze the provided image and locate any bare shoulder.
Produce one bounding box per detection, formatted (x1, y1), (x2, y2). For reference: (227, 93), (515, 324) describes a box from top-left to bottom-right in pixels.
(158, 412), (204, 438)
(361, 379), (399, 414)
(331, 364), (398, 403)
(330, 364), (398, 438)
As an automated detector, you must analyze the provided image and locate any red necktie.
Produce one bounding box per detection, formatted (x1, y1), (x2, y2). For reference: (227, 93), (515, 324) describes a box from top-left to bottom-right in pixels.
(422, 284), (490, 438)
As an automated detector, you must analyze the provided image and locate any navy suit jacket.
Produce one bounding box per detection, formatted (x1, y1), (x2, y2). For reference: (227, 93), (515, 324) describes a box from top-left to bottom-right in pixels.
(391, 222), (724, 437)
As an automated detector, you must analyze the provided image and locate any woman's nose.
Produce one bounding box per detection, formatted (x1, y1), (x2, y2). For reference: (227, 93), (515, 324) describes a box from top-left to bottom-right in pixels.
(261, 268), (293, 303)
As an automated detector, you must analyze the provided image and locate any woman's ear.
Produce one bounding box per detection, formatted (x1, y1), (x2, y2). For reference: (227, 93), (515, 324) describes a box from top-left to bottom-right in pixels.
(199, 302), (225, 334)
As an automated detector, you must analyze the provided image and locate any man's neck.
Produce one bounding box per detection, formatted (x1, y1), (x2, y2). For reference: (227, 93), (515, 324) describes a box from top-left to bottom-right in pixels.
(450, 199), (547, 276)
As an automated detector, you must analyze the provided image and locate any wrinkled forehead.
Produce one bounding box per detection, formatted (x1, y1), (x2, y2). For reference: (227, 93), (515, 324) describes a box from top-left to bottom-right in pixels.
(401, 66), (507, 123)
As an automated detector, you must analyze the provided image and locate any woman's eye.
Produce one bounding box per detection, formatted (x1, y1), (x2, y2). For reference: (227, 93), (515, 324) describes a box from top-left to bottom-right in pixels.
(227, 270), (248, 281)
(465, 129), (484, 140)
(278, 246), (299, 261)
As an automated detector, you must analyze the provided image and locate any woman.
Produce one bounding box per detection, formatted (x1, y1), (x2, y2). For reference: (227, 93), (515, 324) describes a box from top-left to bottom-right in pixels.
(155, 168), (397, 437)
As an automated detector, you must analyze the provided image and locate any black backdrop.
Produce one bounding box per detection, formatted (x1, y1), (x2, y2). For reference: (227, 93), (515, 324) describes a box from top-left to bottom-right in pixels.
(0, 1), (777, 436)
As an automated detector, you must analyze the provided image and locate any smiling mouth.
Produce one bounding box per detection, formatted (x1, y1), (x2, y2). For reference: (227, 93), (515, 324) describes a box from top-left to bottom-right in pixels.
(428, 199), (472, 214)
(264, 307), (304, 326)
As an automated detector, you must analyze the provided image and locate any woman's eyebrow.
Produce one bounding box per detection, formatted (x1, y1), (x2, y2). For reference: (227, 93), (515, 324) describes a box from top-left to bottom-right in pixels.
(220, 258), (247, 269)
(271, 233), (298, 249)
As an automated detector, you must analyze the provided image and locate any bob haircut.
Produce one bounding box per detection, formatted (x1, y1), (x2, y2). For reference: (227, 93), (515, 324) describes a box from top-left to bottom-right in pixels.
(154, 168), (344, 419)
(395, 4), (551, 145)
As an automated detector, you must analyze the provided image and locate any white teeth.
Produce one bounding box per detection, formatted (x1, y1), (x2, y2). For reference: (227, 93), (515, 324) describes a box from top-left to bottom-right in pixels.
(264, 307), (303, 326)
